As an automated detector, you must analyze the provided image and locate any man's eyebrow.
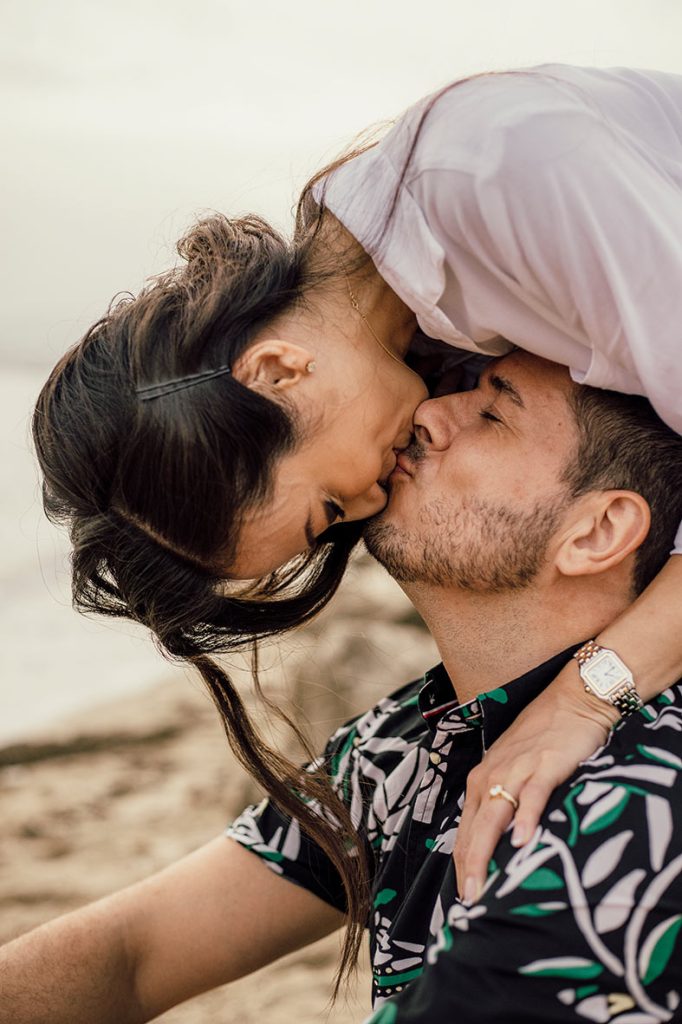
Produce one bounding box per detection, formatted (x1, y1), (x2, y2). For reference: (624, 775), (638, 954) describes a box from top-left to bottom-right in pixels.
(487, 372), (525, 409)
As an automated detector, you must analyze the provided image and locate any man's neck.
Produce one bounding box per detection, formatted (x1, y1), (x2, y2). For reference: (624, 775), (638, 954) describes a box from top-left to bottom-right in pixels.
(406, 576), (631, 704)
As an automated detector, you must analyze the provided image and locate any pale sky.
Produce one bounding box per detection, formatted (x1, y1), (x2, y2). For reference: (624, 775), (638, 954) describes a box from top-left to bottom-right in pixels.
(3, 0), (682, 367)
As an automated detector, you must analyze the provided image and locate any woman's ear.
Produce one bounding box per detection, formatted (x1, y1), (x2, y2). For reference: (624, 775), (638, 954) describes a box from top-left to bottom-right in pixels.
(555, 491), (651, 579)
(231, 340), (315, 394)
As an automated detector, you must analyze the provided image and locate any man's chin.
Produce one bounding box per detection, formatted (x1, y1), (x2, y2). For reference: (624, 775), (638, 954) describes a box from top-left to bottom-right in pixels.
(362, 514), (411, 580)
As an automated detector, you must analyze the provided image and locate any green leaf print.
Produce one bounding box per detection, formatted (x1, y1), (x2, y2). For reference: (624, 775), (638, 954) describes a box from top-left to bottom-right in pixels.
(374, 888), (398, 908)
(257, 848), (284, 863)
(479, 688), (508, 704)
(510, 902), (567, 917)
(640, 915), (682, 986)
(520, 957), (604, 980)
(519, 868), (565, 891)
(580, 787), (630, 834)
(575, 985), (600, 999)
(636, 744), (682, 770)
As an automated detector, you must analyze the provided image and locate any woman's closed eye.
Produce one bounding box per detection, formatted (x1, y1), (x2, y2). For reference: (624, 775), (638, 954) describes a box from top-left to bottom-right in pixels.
(324, 498), (345, 527)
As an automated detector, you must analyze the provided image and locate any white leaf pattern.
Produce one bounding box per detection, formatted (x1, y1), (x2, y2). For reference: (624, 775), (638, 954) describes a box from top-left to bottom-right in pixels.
(580, 786), (627, 833)
(582, 830), (633, 889)
(574, 994), (609, 1022)
(579, 764), (676, 788)
(645, 794), (673, 871)
(594, 869), (647, 933)
(577, 781), (614, 806)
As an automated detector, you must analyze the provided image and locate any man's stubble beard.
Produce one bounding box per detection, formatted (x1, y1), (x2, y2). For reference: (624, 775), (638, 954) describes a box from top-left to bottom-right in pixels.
(364, 491), (569, 592)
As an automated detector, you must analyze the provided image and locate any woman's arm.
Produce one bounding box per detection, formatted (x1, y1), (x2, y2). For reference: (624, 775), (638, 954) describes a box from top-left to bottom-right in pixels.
(454, 554), (682, 904)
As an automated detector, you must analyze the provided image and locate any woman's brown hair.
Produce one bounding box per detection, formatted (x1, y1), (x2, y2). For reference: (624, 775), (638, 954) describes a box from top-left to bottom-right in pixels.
(32, 76), (479, 994)
(32, 200), (374, 994)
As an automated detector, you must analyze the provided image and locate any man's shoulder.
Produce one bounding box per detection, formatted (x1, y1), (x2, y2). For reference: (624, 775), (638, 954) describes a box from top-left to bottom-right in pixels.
(489, 684), (682, 913)
(565, 683), (682, 840)
(324, 675), (429, 768)
(579, 682), (682, 793)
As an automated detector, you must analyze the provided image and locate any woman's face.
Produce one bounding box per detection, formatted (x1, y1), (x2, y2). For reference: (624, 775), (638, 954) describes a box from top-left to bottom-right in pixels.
(227, 356), (427, 579)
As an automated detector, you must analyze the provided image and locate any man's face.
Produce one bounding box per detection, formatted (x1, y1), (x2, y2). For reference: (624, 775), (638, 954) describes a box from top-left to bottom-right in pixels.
(364, 352), (580, 590)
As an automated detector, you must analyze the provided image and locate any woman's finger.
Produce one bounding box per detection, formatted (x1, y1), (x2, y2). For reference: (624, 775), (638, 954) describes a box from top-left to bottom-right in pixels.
(508, 777), (558, 848)
(457, 797), (515, 903)
(455, 756), (534, 867)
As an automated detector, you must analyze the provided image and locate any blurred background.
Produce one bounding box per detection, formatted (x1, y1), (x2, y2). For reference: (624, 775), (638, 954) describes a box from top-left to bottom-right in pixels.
(1, 1), (681, 1020)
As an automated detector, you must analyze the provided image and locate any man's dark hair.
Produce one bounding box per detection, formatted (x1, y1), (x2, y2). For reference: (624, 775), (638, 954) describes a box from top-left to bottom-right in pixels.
(564, 387), (682, 595)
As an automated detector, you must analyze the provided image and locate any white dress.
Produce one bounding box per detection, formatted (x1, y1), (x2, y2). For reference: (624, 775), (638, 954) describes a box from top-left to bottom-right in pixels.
(314, 64), (682, 552)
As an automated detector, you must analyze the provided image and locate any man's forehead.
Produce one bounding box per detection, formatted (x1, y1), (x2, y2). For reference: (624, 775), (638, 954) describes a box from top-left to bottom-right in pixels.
(483, 351), (572, 398)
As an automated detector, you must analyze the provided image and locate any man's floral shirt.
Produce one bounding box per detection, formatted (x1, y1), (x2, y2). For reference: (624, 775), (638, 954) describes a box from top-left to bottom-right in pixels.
(227, 647), (682, 1022)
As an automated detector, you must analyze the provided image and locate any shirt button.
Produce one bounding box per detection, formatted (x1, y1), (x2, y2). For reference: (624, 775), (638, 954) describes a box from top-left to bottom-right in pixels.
(353, 737), (362, 747)
(429, 752), (442, 765)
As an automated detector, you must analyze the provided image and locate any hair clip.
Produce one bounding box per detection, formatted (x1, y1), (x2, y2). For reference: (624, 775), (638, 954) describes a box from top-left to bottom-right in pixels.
(136, 364), (232, 402)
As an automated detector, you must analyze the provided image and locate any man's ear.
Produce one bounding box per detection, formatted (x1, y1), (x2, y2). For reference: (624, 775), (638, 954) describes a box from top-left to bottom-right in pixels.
(555, 491), (651, 579)
(231, 340), (315, 394)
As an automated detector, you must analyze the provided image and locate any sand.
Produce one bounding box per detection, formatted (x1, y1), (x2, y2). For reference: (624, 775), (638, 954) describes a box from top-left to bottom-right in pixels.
(0, 558), (439, 1022)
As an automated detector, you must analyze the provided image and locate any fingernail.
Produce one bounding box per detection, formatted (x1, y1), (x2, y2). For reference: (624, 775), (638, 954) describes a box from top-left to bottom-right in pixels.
(463, 876), (479, 905)
(511, 823), (529, 847)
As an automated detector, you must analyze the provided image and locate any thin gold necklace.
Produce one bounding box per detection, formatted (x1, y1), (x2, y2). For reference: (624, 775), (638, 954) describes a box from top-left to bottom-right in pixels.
(346, 278), (406, 368)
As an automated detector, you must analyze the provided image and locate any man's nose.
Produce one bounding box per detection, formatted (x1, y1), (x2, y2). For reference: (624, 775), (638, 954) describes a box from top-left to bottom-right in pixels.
(414, 393), (465, 450)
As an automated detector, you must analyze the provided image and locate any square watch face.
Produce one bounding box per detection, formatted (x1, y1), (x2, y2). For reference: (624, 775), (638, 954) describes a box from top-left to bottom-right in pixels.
(584, 651), (629, 695)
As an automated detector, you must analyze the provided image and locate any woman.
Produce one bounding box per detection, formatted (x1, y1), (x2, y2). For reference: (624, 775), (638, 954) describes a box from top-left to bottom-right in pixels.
(32, 63), (682, 987)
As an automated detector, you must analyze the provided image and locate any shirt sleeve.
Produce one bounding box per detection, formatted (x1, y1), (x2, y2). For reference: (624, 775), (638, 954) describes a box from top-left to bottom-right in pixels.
(225, 703), (384, 913)
(226, 794), (348, 912)
(365, 707), (682, 1023)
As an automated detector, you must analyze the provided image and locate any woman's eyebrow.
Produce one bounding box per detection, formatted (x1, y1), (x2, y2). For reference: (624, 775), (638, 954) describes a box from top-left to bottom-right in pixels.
(488, 372), (525, 409)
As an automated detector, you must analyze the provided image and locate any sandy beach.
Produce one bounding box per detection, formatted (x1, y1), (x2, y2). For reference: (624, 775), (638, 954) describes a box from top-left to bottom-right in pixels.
(0, 557), (438, 1022)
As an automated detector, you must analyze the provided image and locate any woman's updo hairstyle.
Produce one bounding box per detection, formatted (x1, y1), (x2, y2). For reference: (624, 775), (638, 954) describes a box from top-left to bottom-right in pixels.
(32, 208), (367, 991)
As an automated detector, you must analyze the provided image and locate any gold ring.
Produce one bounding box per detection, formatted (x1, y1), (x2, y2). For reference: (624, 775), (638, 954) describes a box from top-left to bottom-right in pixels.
(489, 784), (519, 811)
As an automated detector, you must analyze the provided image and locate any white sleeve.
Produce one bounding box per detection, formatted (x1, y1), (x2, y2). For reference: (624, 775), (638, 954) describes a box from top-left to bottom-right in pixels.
(460, 86), (682, 431)
(415, 72), (682, 553)
(491, 98), (682, 556)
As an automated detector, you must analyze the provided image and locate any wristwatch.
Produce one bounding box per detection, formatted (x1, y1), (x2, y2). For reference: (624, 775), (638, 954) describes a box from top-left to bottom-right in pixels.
(573, 640), (644, 718)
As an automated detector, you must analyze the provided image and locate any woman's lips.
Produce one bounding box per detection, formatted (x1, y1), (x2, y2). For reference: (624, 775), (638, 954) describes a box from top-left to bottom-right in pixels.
(391, 452), (414, 478)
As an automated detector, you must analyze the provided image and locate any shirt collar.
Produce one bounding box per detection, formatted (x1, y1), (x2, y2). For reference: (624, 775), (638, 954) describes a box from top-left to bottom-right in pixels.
(418, 644), (585, 746)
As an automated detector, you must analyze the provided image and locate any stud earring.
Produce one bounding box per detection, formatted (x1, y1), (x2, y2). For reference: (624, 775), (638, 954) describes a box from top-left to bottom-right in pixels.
(306, 360), (317, 374)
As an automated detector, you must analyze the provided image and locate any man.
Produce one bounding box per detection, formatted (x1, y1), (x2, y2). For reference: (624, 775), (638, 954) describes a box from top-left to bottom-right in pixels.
(2, 352), (682, 1023)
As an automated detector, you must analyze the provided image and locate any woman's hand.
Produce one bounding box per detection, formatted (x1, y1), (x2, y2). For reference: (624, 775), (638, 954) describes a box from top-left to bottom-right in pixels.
(454, 661), (615, 904)
(454, 555), (682, 904)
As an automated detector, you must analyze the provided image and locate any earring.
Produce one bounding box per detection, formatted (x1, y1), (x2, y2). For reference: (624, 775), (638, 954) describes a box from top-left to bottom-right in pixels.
(306, 360), (317, 374)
